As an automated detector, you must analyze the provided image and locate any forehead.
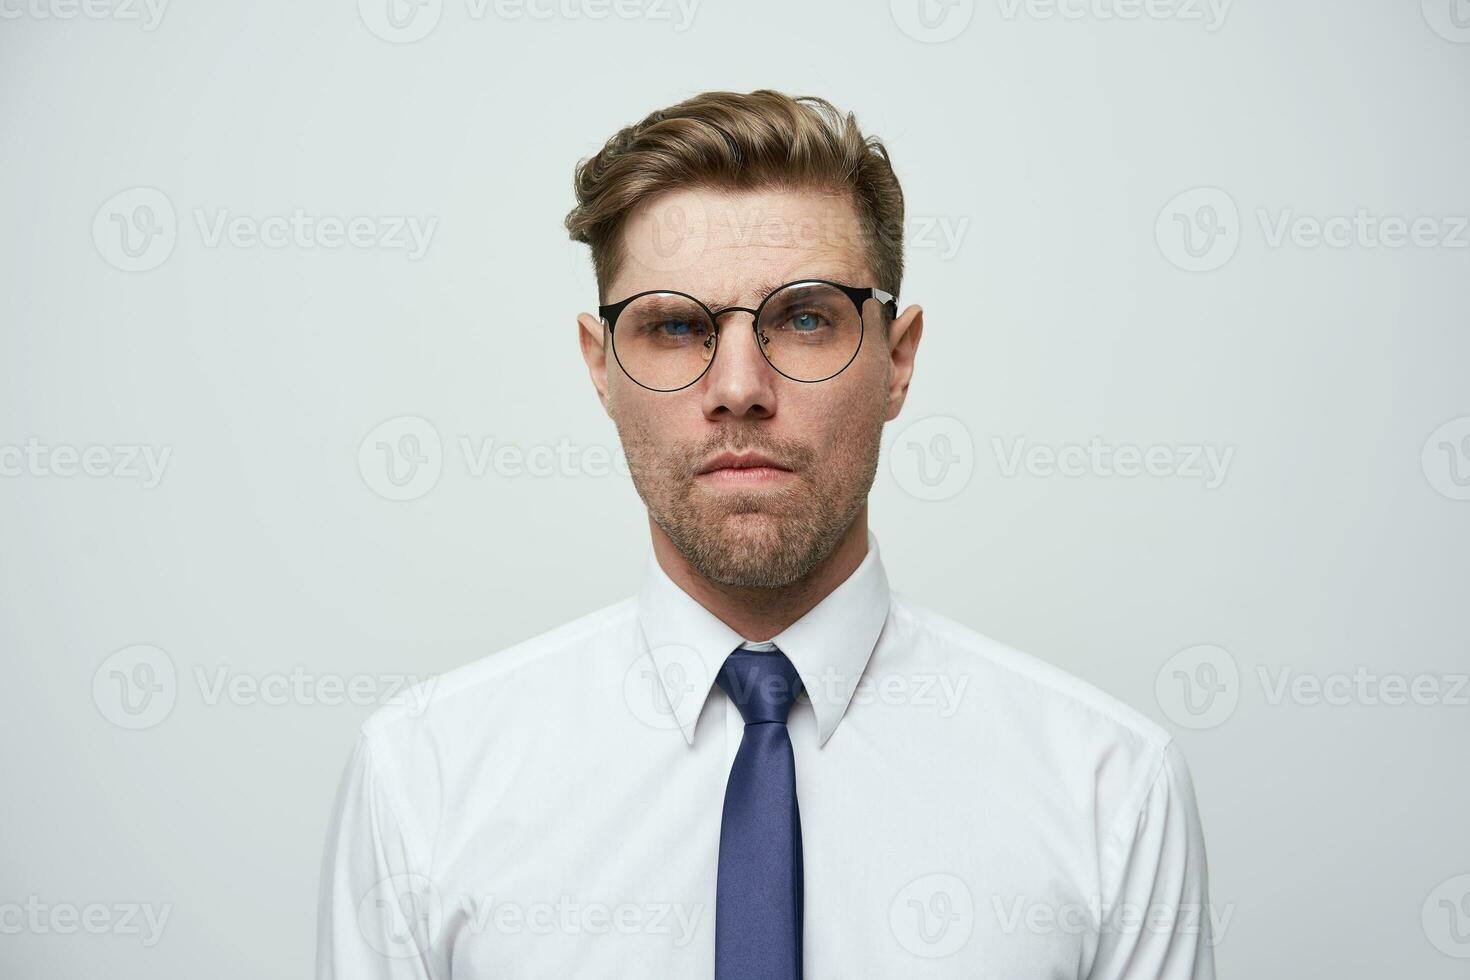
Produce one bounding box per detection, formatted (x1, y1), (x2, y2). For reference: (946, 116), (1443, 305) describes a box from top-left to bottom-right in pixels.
(610, 185), (874, 307)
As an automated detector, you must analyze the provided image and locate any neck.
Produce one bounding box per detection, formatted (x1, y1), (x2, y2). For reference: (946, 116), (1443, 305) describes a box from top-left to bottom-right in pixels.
(649, 506), (870, 643)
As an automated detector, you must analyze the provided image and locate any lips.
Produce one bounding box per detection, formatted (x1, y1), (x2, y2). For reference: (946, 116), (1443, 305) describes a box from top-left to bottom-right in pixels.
(696, 451), (790, 475)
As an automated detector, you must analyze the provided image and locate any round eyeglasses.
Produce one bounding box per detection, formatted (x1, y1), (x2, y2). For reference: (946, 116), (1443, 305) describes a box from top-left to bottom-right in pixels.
(598, 278), (897, 392)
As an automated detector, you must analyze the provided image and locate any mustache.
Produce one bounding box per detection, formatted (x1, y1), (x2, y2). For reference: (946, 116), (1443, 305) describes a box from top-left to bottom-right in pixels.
(671, 431), (815, 476)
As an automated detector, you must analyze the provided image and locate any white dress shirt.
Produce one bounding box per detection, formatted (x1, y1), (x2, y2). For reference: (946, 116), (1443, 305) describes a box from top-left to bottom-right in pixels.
(317, 530), (1216, 978)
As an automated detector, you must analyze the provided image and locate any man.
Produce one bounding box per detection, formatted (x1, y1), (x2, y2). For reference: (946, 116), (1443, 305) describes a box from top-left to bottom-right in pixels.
(317, 89), (1216, 979)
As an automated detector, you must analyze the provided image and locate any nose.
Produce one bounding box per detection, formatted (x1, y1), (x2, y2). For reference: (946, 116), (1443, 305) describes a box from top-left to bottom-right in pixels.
(700, 309), (777, 420)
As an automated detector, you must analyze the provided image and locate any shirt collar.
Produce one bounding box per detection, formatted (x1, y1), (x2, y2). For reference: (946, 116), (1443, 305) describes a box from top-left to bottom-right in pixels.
(636, 529), (891, 748)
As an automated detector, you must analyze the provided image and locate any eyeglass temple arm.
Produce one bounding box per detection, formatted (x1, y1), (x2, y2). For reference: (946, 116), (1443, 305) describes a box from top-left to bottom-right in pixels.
(597, 296), (633, 329)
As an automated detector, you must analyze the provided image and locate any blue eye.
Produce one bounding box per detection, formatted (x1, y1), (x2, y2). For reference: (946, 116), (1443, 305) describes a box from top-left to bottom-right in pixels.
(659, 319), (698, 336)
(791, 312), (822, 332)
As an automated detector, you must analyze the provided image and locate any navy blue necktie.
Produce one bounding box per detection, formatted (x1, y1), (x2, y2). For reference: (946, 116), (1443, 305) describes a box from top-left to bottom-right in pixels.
(714, 646), (804, 980)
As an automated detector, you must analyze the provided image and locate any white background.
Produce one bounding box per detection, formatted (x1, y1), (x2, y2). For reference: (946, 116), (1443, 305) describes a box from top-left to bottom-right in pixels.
(2, 0), (1468, 975)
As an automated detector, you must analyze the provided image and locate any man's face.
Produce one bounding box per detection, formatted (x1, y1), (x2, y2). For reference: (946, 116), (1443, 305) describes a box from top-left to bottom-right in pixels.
(578, 185), (921, 590)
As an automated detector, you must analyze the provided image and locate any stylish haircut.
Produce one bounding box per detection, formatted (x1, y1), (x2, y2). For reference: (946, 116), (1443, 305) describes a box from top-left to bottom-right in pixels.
(565, 89), (905, 316)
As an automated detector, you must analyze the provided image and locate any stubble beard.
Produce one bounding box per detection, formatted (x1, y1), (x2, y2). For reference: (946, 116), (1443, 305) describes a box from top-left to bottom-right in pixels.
(617, 419), (882, 590)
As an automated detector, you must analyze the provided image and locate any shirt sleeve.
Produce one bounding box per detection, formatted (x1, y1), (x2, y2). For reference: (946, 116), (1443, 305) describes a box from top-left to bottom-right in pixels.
(316, 730), (439, 980)
(1087, 738), (1217, 980)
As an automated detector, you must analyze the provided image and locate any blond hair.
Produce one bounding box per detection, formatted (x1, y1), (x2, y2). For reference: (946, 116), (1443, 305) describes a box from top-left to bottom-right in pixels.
(565, 89), (905, 312)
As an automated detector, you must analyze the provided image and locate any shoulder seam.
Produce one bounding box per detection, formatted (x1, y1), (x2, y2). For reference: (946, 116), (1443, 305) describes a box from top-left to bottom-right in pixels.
(1097, 737), (1175, 911)
(356, 727), (433, 874)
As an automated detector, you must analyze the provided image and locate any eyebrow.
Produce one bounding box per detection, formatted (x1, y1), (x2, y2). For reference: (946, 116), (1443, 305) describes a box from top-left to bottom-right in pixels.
(706, 275), (856, 311)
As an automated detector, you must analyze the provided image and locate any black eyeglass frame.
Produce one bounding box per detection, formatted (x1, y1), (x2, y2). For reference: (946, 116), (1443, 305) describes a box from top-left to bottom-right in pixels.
(598, 278), (898, 392)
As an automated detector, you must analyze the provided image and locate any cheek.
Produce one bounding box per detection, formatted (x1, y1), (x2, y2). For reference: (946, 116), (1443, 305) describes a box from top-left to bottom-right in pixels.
(611, 392), (698, 469)
(801, 386), (884, 458)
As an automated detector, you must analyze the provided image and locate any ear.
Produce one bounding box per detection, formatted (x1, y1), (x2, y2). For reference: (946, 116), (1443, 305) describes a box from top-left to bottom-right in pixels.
(883, 304), (923, 422)
(577, 312), (612, 415)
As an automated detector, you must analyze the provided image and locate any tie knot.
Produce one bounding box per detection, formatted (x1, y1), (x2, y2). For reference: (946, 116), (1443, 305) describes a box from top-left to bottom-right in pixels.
(716, 647), (804, 725)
